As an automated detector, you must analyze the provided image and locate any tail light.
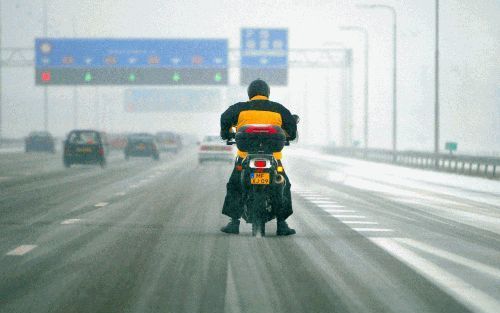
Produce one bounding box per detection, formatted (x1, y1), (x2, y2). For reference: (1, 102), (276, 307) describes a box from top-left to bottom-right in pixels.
(200, 145), (208, 151)
(250, 159), (270, 169)
(254, 160), (267, 168)
(224, 146), (232, 151)
(99, 147), (104, 156)
(244, 125), (278, 134)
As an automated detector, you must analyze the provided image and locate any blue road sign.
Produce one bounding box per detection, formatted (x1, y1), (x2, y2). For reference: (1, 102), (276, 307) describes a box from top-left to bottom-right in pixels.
(36, 39), (228, 68)
(240, 28), (288, 68)
(240, 28), (288, 85)
(35, 38), (228, 85)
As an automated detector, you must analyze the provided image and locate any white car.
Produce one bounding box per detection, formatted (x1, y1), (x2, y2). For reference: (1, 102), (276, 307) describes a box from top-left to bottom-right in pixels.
(198, 135), (235, 164)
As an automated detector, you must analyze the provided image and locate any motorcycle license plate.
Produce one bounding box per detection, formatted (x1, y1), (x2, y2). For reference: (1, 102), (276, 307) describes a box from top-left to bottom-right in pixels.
(251, 172), (270, 185)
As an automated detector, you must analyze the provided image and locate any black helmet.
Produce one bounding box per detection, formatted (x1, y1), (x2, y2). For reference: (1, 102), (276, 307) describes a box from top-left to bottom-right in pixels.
(247, 79), (270, 99)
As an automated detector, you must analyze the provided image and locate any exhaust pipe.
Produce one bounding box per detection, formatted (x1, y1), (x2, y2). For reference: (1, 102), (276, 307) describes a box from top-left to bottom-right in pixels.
(274, 174), (285, 185)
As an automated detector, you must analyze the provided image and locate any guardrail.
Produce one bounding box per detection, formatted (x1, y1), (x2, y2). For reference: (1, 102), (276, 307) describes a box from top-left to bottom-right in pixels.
(321, 147), (500, 179)
(0, 138), (24, 146)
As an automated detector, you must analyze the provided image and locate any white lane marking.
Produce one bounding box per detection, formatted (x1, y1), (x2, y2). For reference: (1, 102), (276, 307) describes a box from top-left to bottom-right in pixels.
(304, 196), (331, 200)
(61, 219), (81, 225)
(343, 221), (379, 225)
(130, 184), (140, 189)
(371, 238), (500, 313)
(311, 200), (338, 205)
(318, 204), (344, 208)
(224, 264), (242, 313)
(115, 192), (126, 196)
(6, 245), (37, 256)
(139, 179), (149, 184)
(397, 238), (500, 280)
(323, 209), (356, 213)
(94, 202), (108, 207)
(148, 175), (156, 179)
(330, 215), (366, 218)
(352, 228), (393, 232)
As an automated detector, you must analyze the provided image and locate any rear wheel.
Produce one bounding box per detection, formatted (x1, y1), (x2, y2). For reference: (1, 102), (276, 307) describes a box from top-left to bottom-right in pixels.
(249, 192), (266, 237)
(251, 218), (266, 237)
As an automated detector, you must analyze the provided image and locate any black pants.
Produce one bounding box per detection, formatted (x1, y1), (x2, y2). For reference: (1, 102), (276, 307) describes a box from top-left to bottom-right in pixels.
(222, 158), (293, 221)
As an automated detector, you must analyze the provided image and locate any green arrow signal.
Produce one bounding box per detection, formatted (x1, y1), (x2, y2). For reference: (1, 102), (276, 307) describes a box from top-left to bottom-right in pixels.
(84, 72), (93, 82)
(128, 73), (136, 82)
(214, 72), (222, 82)
(172, 72), (181, 82)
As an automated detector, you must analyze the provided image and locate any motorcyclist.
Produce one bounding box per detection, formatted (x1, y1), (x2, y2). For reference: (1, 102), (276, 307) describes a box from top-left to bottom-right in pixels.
(220, 79), (297, 236)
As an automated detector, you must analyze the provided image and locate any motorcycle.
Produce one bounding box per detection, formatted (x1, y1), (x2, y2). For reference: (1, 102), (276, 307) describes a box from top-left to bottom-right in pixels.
(226, 115), (299, 237)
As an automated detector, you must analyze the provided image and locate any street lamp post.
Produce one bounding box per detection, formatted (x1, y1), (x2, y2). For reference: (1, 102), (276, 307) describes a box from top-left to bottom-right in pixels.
(0, 1), (3, 146)
(72, 19), (79, 129)
(340, 26), (370, 151)
(358, 4), (397, 159)
(434, 0), (440, 159)
(43, 0), (49, 132)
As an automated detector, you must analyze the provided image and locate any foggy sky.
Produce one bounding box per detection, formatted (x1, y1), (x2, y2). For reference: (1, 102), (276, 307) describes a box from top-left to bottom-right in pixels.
(1, 0), (499, 155)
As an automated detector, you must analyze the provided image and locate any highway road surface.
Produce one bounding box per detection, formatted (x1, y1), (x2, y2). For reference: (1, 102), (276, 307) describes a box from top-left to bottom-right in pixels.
(1, 147), (499, 313)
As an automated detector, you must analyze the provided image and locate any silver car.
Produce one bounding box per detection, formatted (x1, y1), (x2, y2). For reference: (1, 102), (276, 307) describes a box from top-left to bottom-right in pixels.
(198, 135), (235, 164)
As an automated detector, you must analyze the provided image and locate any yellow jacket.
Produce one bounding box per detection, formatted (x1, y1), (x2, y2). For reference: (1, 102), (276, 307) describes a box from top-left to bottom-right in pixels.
(220, 95), (297, 160)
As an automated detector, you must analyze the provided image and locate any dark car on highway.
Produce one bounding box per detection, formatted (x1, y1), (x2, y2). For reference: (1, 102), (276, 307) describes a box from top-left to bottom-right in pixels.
(25, 131), (55, 153)
(125, 133), (159, 161)
(63, 130), (107, 168)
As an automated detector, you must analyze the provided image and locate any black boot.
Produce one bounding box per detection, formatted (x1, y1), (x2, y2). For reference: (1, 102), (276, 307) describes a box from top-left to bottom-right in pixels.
(276, 219), (296, 236)
(220, 218), (240, 234)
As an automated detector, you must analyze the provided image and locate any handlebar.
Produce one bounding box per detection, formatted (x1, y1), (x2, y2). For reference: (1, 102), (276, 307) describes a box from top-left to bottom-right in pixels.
(226, 133), (236, 145)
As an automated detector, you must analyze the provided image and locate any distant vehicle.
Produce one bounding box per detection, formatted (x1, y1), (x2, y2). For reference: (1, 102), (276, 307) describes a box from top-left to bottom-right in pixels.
(63, 130), (107, 168)
(25, 131), (55, 153)
(155, 131), (182, 153)
(198, 135), (235, 164)
(125, 133), (159, 161)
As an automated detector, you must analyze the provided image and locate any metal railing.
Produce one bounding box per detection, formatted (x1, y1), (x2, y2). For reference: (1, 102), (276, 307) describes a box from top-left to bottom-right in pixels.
(321, 147), (500, 179)
(0, 137), (24, 146)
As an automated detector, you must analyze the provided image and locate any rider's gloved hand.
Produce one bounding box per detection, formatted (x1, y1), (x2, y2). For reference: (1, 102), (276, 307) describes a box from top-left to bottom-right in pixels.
(220, 130), (229, 140)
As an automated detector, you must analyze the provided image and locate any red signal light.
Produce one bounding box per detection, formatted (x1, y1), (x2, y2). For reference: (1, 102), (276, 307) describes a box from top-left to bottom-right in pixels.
(41, 71), (51, 82)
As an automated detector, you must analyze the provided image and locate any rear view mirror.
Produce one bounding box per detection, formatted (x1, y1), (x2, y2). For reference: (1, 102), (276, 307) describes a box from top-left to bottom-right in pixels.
(292, 114), (300, 124)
